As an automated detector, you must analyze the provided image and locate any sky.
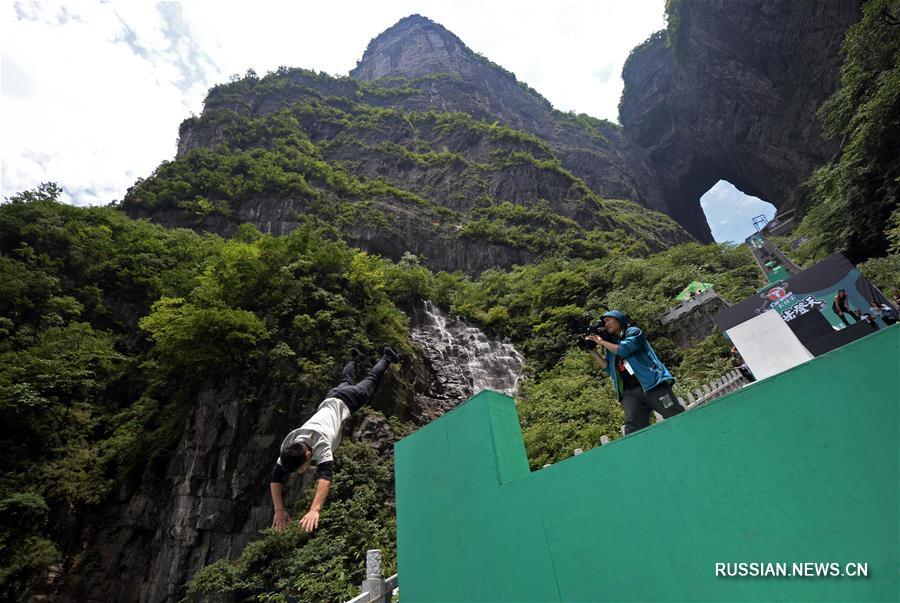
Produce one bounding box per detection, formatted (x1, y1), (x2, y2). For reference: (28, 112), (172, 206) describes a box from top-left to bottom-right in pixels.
(1, 0), (767, 242)
(700, 181), (776, 243)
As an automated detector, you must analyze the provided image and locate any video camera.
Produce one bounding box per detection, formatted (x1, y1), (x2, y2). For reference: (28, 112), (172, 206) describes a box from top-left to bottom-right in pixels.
(576, 319), (614, 351)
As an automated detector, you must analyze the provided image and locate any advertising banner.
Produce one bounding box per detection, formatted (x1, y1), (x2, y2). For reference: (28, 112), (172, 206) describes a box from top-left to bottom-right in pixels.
(714, 254), (894, 355)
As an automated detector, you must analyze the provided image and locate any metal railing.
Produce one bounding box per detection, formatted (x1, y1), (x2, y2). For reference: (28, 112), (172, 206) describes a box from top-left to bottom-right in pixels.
(616, 368), (749, 436)
(345, 549), (398, 603)
(679, 368), (748, 409)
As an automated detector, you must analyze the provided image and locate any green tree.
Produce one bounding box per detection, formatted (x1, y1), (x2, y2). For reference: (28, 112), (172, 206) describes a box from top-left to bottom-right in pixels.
(139, 298), (269, 377)
(794, 0), (900, 262)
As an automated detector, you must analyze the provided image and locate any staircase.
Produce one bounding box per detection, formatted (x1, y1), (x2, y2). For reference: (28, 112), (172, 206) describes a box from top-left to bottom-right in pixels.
(746, 232), (802, 282)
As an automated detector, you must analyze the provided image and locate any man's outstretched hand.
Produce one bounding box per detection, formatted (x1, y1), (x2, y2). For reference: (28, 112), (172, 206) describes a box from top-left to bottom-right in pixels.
(299, 510), (320, 532)
(272, 508), (292, 532)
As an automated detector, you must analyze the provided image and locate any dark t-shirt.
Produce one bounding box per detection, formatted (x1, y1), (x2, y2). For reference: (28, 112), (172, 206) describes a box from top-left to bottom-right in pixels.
(616, 356), (641, 390)
(833, 295), (852, 313)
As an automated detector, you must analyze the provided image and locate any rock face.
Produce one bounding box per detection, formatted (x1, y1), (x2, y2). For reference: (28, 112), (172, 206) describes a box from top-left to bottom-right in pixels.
(53, 380), (302, 603)
(123, 200), (543, 276)
(660, 290), (731, 348)
(348, 15), (674, 216)
(351, 15), (484, 82)
(618, 0), (863, 239)
(122, 15), (695, 274)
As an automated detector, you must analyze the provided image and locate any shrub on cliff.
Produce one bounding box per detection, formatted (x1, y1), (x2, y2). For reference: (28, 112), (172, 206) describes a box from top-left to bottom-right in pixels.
(795, 0), (900, 263)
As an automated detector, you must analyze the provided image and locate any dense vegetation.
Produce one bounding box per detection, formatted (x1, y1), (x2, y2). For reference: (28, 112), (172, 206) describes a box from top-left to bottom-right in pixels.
(0, 187), (414, 600)
(0, 186), (758, 600)
(122, 68), (689, 261)
(443, 243), (758, 468)
(792, 0), (900, 265)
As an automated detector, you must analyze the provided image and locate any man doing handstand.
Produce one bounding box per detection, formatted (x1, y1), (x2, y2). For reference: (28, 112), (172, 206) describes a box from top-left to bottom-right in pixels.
(270, 346), (399, 532)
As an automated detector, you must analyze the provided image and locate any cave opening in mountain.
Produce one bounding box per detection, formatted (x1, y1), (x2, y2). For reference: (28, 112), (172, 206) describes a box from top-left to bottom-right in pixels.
(699, 180), (776, 243)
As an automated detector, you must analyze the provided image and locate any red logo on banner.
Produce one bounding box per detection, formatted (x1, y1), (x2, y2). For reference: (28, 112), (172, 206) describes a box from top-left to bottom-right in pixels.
(767, 287), (788, 301)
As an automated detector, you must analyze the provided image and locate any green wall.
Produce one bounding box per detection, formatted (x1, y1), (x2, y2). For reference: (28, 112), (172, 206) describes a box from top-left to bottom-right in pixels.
(395, 325), (899, 601)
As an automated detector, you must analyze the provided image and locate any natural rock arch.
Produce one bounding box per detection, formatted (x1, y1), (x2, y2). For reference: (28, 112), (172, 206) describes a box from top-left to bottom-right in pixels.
(618, 0), (863, 242)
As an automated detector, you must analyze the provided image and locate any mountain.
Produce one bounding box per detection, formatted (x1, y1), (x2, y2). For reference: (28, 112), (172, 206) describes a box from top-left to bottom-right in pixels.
(121, 15), (694, 273)
(122, 4), (865, 266)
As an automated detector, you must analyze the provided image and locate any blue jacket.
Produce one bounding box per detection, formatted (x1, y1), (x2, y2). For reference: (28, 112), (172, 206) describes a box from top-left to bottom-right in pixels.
(604, 325), (674, 400)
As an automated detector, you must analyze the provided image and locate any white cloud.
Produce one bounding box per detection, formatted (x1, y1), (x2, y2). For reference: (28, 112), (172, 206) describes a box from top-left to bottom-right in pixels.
(2, 0), (667, 206)
(2, 1), (222, 205)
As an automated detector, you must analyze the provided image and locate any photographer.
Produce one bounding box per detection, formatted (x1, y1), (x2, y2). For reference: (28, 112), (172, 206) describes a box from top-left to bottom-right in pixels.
(583, 310), (684, 435)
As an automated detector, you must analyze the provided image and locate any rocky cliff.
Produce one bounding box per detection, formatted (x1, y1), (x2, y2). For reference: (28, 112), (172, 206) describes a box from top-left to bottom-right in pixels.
(123, 4), (865, 263)
(619, 0), (864, 238)
(38, 306), (516, 603)
(121, 15), (693, 273)
(348, 15), (676, 226)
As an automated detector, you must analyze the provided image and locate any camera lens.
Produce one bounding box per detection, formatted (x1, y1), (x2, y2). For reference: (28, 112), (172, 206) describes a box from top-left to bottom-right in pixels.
(578, 338), (597, 351)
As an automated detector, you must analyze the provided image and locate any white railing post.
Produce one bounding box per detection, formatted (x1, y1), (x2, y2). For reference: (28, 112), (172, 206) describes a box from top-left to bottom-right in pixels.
(681, 369), (752, 412)
(344, 550), (398, 603)
(361, 549), (385, 602)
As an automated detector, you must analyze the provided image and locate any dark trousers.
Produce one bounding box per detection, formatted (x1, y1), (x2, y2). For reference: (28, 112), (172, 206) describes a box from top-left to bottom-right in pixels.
(325, 356), (390, 412)
(837, 310), (858, 326)
(619, 382), (684, 435)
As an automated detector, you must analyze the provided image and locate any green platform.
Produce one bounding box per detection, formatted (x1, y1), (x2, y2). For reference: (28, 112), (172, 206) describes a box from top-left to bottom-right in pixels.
(395, 326), (899, 601)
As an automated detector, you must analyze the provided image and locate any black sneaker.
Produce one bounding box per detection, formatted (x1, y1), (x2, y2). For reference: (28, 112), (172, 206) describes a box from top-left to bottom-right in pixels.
(350, 348), (362, 360)
(382, 346), (400, 363)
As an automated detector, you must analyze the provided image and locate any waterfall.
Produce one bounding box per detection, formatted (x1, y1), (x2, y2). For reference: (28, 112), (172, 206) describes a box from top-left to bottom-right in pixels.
(411, 300), (525, 400)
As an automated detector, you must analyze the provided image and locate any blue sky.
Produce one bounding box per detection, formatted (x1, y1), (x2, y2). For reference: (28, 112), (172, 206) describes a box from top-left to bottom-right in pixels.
(2, 0), (766, 242)
(700, 181), (776, 243)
